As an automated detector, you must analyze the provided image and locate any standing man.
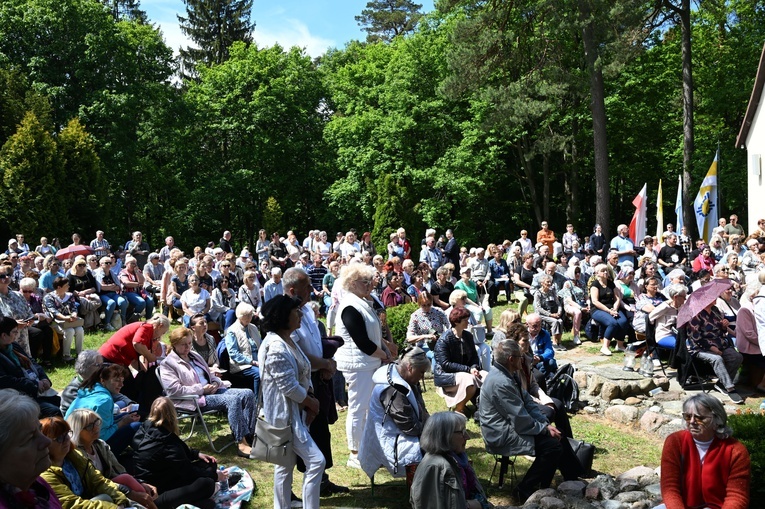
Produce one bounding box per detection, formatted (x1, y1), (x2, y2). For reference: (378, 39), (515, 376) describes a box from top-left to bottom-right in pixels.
(724, 214), (745, 239)
(419, 236), (443, 272)
(284, 268), (349, 496)
(515, 230), (535, 256)
(158, 236), (175, 263)
(442, 229), (460, 267)
(610, 224), (636, 266)
(220, 230), (233, 253)
(89, 231), (111, 258)
(126, 231), (150, 268)
(657, 233), (687, 273)
(536, 222), (556, 252)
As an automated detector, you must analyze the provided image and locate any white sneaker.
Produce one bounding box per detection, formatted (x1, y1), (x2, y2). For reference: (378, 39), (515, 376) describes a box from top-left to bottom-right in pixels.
(600, 346), (612, 356)
(346, 453), (361, 469)
(572, 335), (582, 345)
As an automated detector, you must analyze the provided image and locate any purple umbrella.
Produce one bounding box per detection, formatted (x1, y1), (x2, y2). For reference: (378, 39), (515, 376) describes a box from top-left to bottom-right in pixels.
(676, 278), (732, 328)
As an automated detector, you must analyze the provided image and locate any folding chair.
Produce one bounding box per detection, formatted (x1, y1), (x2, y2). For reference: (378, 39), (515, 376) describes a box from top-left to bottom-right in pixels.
(155, 365), (236, 453)
(489, 455), (517, 489)
(644, 314), (668, 376)
(672, 326), (715, 392)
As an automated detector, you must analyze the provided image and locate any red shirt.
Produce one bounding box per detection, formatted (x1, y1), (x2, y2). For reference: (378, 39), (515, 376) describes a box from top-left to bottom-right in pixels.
(98, 322), (155, 366)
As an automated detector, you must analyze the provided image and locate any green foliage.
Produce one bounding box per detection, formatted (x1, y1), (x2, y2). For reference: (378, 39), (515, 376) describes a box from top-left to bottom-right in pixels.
(355, 0), (424, 43)
(262, 196), (284, 236)
(728, 412), (765, 500)
(0, 111), (64, 238)
(57, 118), (105, 236)
(385, 302), (418, 348)
(178, 0), (254, 78)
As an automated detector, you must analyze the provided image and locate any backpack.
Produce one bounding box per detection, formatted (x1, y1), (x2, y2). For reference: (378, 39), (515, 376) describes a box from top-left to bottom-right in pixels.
(216, 339), (230, 371)
(546, 363), (579, 411)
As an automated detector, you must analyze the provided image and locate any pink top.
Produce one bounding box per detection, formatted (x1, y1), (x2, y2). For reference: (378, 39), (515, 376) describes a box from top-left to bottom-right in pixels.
(735, 304), (760, 355)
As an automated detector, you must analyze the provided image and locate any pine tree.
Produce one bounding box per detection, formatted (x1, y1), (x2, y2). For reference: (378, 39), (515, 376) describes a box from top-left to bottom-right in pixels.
(355, 0), (423, 43)
(178, 0), (255, 79)
(102, 0), (147, 22)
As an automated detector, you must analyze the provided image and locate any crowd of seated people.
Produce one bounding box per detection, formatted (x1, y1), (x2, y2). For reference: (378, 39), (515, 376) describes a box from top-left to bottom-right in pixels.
(3, 217), (765, 509)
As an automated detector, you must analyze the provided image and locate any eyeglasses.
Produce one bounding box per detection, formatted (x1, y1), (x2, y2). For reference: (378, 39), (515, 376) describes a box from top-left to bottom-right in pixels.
(221, 264), (230, 268)
(682, 413), (712, 424)
(102, 262), (112, 266)
(453, 429), (469, 437)
(53, 430), (74, 443)
(21, 289), (34, 294)
(84, 418), (102, 431)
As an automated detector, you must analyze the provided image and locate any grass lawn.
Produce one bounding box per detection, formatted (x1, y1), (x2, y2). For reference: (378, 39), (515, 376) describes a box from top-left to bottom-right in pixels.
(43, 295), (678, 508)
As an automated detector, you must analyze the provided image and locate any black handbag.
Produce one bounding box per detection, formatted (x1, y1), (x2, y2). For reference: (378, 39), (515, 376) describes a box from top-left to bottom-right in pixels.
(567, 437), (595, 474)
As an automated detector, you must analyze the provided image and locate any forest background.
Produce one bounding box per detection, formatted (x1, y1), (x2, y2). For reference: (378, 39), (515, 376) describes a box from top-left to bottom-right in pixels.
(0, 0), (763, 254)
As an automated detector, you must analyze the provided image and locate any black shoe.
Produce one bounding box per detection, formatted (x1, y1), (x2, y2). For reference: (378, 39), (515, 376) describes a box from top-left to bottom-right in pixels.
(290, 492), (302, 508)
(320, 480), (350, 497)
(728, 391), (744, 404)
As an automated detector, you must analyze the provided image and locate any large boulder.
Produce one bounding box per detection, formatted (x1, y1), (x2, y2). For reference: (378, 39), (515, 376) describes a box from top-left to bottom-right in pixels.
(605, 404), (638, 423)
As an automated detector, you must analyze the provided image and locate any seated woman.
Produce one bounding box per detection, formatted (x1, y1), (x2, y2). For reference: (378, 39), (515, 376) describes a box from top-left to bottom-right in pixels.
(406, 292), (449, 370)
(43, 277), (85, 363)
(67, 409), (158, 509)
(40, 416), (131, 509)
(67, 259), (102, 330)
(430, 266), (454, 311)
(382, 271), (411, 308)
(167, 257), (190, 316)
(61, 350), (132, 416)
(490, 309), (521, 343)
(433, 307), (487, 416)
(189, 314), (224, 374)
(659, 394), (750, 509)
(224, 303), (262, 394)
(715, 280), (740, 332)
(0, 316), (61, 417)
(509, 323), (572, 438)
(410, 412), (489, 509)
(734, 283), (765, 390)
(633, 276), (666, 335)
(210, 275), (237, 330)
(119, 256), (153, 321)
(65, 364), (141, 456)
(454, 267), (492, 330)
(589, 263), (631, 356)
(615, 266), (639, 324)
(237, 269), (261, 316)
(406, 269), (425, 301)
(359, 347), (431, 479)
(687, 295), (743, 404)
(132, 397), (224, 509)
(447, 290), (491, 371)
(559, 265), (588, 345)
(692, 246), (716, 274)
(180, 274), (211, 327)
(532, 274), (564, 350)
(0, 389), (62, 508)
(160, 326), (255, 457)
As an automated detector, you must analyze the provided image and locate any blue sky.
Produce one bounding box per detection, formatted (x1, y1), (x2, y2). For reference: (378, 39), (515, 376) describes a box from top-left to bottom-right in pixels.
(143, 0), (436, 58)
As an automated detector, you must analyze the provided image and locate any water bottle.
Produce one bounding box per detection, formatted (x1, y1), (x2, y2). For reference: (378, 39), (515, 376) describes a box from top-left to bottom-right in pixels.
(759, 400), (765, 412)
(218, 465), (228, 493)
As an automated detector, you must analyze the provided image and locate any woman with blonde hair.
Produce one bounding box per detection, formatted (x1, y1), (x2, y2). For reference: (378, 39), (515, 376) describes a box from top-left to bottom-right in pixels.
(132, 397), (224, 509)
(161, 326), (255, 457)
(490, 309), (521, 343)
(67, 408), (158, 509)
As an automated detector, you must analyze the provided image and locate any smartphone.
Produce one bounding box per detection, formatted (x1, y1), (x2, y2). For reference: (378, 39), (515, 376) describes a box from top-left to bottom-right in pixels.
(128, 403), (139, 413)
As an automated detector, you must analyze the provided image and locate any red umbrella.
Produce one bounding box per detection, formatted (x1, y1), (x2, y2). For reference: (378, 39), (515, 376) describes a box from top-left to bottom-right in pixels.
(55, 245), (94, 260)
(676, 278), (732, 328)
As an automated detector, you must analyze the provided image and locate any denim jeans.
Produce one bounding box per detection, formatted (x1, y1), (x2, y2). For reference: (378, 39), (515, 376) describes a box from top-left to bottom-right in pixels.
(99, 292), (128, 325)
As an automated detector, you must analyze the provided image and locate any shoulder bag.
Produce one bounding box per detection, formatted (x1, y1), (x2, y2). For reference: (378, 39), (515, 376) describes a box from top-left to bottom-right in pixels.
(249, 339), (295, 467)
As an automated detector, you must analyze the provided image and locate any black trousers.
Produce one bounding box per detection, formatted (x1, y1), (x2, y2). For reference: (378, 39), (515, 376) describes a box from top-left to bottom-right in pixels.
(518, 432), (581, 498)
(28, 323), (53, 361)
(297, 372), (334, 478)
(538, 398), (572, 439)
(155, 477), (215, 509)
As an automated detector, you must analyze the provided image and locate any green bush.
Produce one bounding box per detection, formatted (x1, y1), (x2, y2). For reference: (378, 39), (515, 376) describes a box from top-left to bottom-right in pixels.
(728, 412), (765, 500)
(385, 302), (418, 350)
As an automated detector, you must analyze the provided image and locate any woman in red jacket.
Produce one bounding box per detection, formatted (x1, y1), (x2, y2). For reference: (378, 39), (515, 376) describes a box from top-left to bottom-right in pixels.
(660, 393), (750, 509)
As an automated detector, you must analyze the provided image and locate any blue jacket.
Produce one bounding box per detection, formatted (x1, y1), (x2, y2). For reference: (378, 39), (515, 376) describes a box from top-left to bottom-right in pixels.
(65, 383), (118, 441)
(531, 328), (557, 374)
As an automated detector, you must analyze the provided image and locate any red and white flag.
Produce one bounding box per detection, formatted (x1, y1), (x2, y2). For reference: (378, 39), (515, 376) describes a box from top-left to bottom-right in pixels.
(629, 183), (648, 244)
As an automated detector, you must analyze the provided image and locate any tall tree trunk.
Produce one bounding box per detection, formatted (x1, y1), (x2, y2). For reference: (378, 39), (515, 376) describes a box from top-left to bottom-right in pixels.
(516, 139), (542, 225)
(542, 153), (550, 220)
(581, 1), (611, 237)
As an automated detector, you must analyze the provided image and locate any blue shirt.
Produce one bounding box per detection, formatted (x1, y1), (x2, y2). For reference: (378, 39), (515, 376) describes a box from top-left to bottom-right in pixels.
(610, 235), (635, 265)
